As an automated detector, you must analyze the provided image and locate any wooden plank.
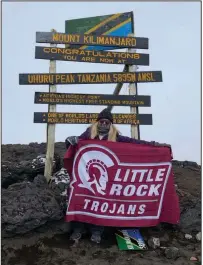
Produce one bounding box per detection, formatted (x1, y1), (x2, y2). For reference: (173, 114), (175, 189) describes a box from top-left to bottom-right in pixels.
(36, 32), (149, 49)
(19, 71), (162, 85)
(44, 29), (57, 183)
(128, 33), (140, 140)
(33, 112), (153, 125)
(34, 92), (151, 107)
(35, 46), (149, 66)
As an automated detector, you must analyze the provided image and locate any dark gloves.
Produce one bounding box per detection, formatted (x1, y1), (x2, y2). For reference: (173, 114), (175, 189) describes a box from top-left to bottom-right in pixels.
(65, 136), (78, 149)
(151, 141), (171, 148)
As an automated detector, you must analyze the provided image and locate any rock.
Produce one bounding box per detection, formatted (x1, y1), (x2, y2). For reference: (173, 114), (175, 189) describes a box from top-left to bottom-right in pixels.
(2, 175), (63, 237)
(164, 247), (180, 259)
(186, 245), (195, 251)
(195, 249), (201, 255)
(177, 239), (188, 246)
(49, 168), (71, 214)
(147, 237), (160, 249)
(180, 201), (201, 233)
(190, 257), (198, 261)
(160, 233), (170, 243)
(196, 232), (201, 241)
(172, 160), (200, 169)
(1, 151), (62, 189)
(185, 234), (193, 240)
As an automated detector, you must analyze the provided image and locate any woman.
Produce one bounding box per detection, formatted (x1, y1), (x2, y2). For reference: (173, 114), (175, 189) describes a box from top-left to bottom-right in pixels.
(65, 108), (170, 244)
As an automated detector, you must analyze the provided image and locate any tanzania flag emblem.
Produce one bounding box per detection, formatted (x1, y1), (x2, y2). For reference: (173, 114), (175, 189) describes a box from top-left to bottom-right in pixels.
(115, 229), (147, 250)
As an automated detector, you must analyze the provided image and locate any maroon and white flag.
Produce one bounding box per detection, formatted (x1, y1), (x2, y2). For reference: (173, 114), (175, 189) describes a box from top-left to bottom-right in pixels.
(64, 140), (180, 227)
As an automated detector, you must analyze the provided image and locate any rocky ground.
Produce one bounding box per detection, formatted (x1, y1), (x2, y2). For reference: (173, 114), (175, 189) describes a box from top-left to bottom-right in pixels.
(1, 143), (201, 265)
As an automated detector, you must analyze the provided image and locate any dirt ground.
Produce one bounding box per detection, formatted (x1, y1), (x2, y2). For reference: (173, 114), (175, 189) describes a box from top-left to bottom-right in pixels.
(2, 226), (201, 265)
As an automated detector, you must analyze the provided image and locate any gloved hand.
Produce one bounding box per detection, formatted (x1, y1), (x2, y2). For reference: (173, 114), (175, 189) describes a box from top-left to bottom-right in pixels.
(152, 141), (171, 148)
(65, 136), (78, 148)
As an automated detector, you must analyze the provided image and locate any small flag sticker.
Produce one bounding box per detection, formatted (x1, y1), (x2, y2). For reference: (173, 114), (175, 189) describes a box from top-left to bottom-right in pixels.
(115, 229), (147, 250)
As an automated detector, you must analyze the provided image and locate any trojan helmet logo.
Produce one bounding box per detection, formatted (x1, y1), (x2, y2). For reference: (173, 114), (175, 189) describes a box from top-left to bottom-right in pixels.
(73, 145), (115, 195)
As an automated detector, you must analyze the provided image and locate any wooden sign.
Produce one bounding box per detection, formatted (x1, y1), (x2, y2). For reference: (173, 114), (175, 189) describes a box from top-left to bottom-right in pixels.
(34, 92), (151, 107)
(36, 32), (148, 49)
(35, 46), (149, 66)
(19, 71), (162, 85)
(34, 112), (152, 125)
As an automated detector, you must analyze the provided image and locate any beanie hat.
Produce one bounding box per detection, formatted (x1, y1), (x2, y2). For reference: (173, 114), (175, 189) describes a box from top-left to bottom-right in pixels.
(97, 108), (113, 123)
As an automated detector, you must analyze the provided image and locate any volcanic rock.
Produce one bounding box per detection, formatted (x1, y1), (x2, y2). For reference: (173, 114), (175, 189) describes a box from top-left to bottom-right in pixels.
(2, 175), (63, 237)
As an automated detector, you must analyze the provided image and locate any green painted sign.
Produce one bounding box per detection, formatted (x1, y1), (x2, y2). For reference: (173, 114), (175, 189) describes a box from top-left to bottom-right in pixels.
(65, 12), (134, 50)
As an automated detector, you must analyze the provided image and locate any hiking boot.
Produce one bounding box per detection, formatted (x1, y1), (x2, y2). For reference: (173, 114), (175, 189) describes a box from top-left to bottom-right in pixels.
(70, 227), (85, 242)
(91, 231), (102, 244)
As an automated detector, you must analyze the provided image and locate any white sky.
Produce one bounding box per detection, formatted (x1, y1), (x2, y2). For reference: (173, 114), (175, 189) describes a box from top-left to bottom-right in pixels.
(2, 1), (201, 163)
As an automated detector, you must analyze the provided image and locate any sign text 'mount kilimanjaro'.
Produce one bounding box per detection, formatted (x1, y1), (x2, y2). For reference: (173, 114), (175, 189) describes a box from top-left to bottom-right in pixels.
(36, 32), (148, 49)
(34, 112), (153, 125)
(34, 92), (151, 107)
(19, 72), (162, 85)
(35, 46), (149, 66)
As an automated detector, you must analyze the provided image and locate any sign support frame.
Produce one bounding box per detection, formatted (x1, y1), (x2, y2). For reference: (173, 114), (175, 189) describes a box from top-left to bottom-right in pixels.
(128, 33), (140, 140)
(44, 29), (57, 183)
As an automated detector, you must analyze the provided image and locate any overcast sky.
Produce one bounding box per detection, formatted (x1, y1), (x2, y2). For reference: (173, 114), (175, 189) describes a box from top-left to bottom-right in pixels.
(2, 2), (201, 163)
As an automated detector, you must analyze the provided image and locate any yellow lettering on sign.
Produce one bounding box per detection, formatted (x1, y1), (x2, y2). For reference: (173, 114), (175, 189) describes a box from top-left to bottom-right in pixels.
(81, 56), (95, 62)
(50, 48), (58, 53)
(66, 74), (75, 83)
(132, 38), (136, 47)
(109, 37), (116, 45)
(69, 35), (75, 42)
(95, 74), (102, 82)
(85, 74), (92, 83)
(55, 75), (61, 83)
(113, 74), (136, 83)
(28, 75), (34, 83)
(100, 58), (114, 64)
(137, 72), (156, 82)
(44, 48), (50, 53)
(52, 33), (80, 43)
(105, 52), (113, 58)
(120, 38), (126, 46)
(52, 33), (59, 41)
(104, 38), (110, 45)
(134, 53), (140, 59)
(60, 75), (66, 83)
(75, 35), (80, 42)
(125, 38), (133, 47)
(84, 35), (90, 44)
(44, 75), (48, 83)
(97, 36), (105, 45)
(71, 49), (79, 55)
(77, 74), (82, 82)
(48, 113), (57, 118)
(65, 55), (77, 60)
(79, 50), (86, 56)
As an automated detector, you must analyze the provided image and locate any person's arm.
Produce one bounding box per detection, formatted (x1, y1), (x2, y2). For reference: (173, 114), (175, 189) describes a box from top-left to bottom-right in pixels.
(65, 128), (90, 149)
(117, 135), (170, 147)
(78, 128), (90, 139)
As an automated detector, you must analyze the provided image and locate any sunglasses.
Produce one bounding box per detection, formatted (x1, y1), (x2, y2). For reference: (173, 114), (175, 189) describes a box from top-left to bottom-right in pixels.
(98, 119), (111, 125)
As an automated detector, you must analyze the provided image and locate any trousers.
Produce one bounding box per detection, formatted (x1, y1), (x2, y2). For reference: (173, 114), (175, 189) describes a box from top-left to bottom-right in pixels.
(72, 221), (104, 234)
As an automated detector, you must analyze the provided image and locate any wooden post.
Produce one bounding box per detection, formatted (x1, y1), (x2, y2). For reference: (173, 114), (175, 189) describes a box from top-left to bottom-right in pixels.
(128, 34), (140, 140)
(107, 65), (128, 112)
(44, 29), (57, 182)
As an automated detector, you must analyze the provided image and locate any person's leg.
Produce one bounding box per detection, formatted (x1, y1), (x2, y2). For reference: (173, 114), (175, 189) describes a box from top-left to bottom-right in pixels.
(70, 221), (86, 241)
(88, 224), (104, 243)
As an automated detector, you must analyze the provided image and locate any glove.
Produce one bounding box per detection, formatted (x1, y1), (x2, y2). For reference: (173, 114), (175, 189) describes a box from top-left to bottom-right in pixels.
(153, 141), (171, 148)
(65, 136), (78, 148)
